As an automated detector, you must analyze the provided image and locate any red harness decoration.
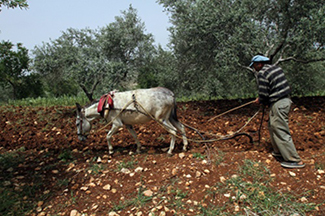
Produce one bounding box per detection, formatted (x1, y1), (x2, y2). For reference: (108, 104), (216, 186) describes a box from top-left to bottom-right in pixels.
(97, 93), (114, 114)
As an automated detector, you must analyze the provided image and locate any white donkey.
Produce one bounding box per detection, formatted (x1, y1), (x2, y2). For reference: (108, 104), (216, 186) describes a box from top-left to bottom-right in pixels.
(76, 87), (188, 155)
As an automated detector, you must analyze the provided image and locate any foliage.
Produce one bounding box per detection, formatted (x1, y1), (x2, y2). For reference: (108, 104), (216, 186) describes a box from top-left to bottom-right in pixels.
(0, 149), (36, 215)
(158, 0), (325, 98)
(137, 46), (176, 90)
(96, 5), (156, 93)
(1, 94), (88, 106)
(0, 41), (43, 100)
(2, 1), (324, 102)
(0, 0), (28, 11)
(33, 5), (156, 101)
(32, 28), (106, 101)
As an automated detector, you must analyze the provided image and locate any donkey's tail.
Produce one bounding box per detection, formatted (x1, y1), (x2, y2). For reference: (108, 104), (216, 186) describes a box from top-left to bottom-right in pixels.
(170, 100), (179, 122)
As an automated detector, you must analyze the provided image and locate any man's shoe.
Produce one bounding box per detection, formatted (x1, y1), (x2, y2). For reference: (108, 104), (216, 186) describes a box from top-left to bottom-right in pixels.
(281, 161), (305, 169)
(271, 152), (282, 157)
(271, 152), (284, 162)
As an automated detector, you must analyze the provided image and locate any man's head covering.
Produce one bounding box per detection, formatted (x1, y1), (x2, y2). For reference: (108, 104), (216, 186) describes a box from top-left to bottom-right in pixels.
(249, 55), (270, 67)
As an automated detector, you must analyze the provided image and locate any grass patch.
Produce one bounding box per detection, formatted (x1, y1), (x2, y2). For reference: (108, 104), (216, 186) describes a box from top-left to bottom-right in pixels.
(111, 187), (153, 211)
(2, 95), (88, 107)
(0, 148), (25, 172)
(193, 152), (206, 160)
(209, 159), (316, 215)
(87, 163), (106, 175)
(116, 156), (138, 171)
(0, 149), (50, 215)
(58, 149), (75, 163)
(315, 162), (325, 170)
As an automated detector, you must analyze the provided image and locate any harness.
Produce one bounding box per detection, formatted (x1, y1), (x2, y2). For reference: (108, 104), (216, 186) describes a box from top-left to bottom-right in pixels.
(98, 92), (148, 117)
(98, 91), (115, 118)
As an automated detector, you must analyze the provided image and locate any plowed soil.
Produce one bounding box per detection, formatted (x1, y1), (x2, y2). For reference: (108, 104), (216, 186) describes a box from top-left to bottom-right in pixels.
(1, 97), (324, 215)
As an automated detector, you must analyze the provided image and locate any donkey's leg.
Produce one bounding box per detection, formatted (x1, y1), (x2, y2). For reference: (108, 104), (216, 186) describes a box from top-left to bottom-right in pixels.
(126, 125), (141, 154)
(162, 120), (177, 155)
(106, 124), (121, 154)
(170, 119), (188, 152)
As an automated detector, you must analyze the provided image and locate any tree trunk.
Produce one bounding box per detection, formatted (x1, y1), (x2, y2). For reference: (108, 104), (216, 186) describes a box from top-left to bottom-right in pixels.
(79, 84), (93, 102)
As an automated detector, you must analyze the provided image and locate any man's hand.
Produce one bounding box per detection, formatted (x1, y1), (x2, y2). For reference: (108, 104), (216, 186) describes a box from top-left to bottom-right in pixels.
(254, 97), (260, 104)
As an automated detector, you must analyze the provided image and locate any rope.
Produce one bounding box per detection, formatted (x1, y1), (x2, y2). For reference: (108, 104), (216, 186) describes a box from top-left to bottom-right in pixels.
(207, 100), (255, 122)
(181, 109), (260, 143)
(96, 99), (135, 132)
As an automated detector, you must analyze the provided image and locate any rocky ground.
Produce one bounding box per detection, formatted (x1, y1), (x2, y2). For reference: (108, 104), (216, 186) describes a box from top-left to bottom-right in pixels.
(0, 96), (324, 215)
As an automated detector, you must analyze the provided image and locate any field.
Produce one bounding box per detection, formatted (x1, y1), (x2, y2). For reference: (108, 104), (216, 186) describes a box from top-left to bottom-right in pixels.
(1, 96), (324, 215)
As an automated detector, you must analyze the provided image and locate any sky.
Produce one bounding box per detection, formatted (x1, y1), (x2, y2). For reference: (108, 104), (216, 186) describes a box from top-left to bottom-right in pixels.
(0, 0), (171, 51)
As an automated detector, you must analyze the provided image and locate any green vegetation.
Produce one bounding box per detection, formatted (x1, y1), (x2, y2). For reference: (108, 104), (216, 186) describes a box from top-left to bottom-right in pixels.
(1, 95), (88, 106)
(111, 186), (153, 211)
(193, 152), (206, 160)
(0, 149), (36, 215)
(204, 160), (316, 215)
(1, 1), (324, 103)
(116, 156), (138, 171)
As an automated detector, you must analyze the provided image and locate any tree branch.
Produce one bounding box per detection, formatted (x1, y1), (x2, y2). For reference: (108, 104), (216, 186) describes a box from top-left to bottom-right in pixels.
(269, 40), (286, 63)
(277, 57), (325, 64)
(79, 83), (93, 102)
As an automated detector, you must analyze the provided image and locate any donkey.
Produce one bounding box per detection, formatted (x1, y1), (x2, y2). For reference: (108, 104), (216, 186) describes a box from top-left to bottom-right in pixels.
(76, 87), (188, 155)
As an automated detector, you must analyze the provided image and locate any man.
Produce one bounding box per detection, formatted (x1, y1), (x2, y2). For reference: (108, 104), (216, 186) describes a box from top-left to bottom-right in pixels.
(250, 55), (305, 168)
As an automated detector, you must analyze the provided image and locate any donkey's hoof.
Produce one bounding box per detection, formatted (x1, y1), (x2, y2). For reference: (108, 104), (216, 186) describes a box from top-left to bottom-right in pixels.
(167, 152), (173, 157)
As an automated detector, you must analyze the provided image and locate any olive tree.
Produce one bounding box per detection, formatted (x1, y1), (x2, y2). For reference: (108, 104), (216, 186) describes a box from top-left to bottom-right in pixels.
(0, 0), (28, 11)
(33, 28), (105, 100)
(98, 5), (156, 91)
(33, 5), (156, 101)
(0, 41), (28, 99)
(158, 0), (325, 97)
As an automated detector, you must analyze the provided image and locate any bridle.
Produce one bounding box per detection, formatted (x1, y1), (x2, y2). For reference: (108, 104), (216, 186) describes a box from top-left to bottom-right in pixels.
(77, 115), (83, 136)
(77, 109), (90, 137)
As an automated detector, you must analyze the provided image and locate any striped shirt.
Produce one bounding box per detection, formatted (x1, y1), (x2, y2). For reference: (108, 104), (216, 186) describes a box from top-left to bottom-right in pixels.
(257, 64), (291, 105)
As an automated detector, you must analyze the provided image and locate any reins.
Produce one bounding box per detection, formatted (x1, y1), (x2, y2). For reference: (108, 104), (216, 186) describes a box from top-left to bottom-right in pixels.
(207, 100), (256, 122)
(95, 96), (261, 144)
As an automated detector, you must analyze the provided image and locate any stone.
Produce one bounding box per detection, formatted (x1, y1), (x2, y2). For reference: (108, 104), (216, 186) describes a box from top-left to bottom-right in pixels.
(220, 176), (226, 183)
(143, 189), (153, 197)
(70, 209), (79, 216)
(178, 152), (186, 159)
(231, 174), (239, 179)
(80, 186), (88, 191)
(121, 168), (131, 174)
(108, 212), (119, 216)
(135, 167), (144, 173)
(300, 197), (308, 202)
(37, 201), (44, 207)
(289, 171), (296, 177)
(103, 184), (111, 190)
(317, 169), (324, 174)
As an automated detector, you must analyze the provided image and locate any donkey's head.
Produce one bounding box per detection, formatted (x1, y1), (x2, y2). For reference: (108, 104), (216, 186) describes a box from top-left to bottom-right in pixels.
(76, 103), (92, 141)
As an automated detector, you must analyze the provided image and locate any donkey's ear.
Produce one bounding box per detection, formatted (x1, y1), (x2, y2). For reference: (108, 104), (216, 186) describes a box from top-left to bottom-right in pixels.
(76, 103), (82, 112)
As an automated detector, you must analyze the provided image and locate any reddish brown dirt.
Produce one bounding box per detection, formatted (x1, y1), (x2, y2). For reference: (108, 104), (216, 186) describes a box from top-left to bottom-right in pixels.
(1, 97), (324, 215)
